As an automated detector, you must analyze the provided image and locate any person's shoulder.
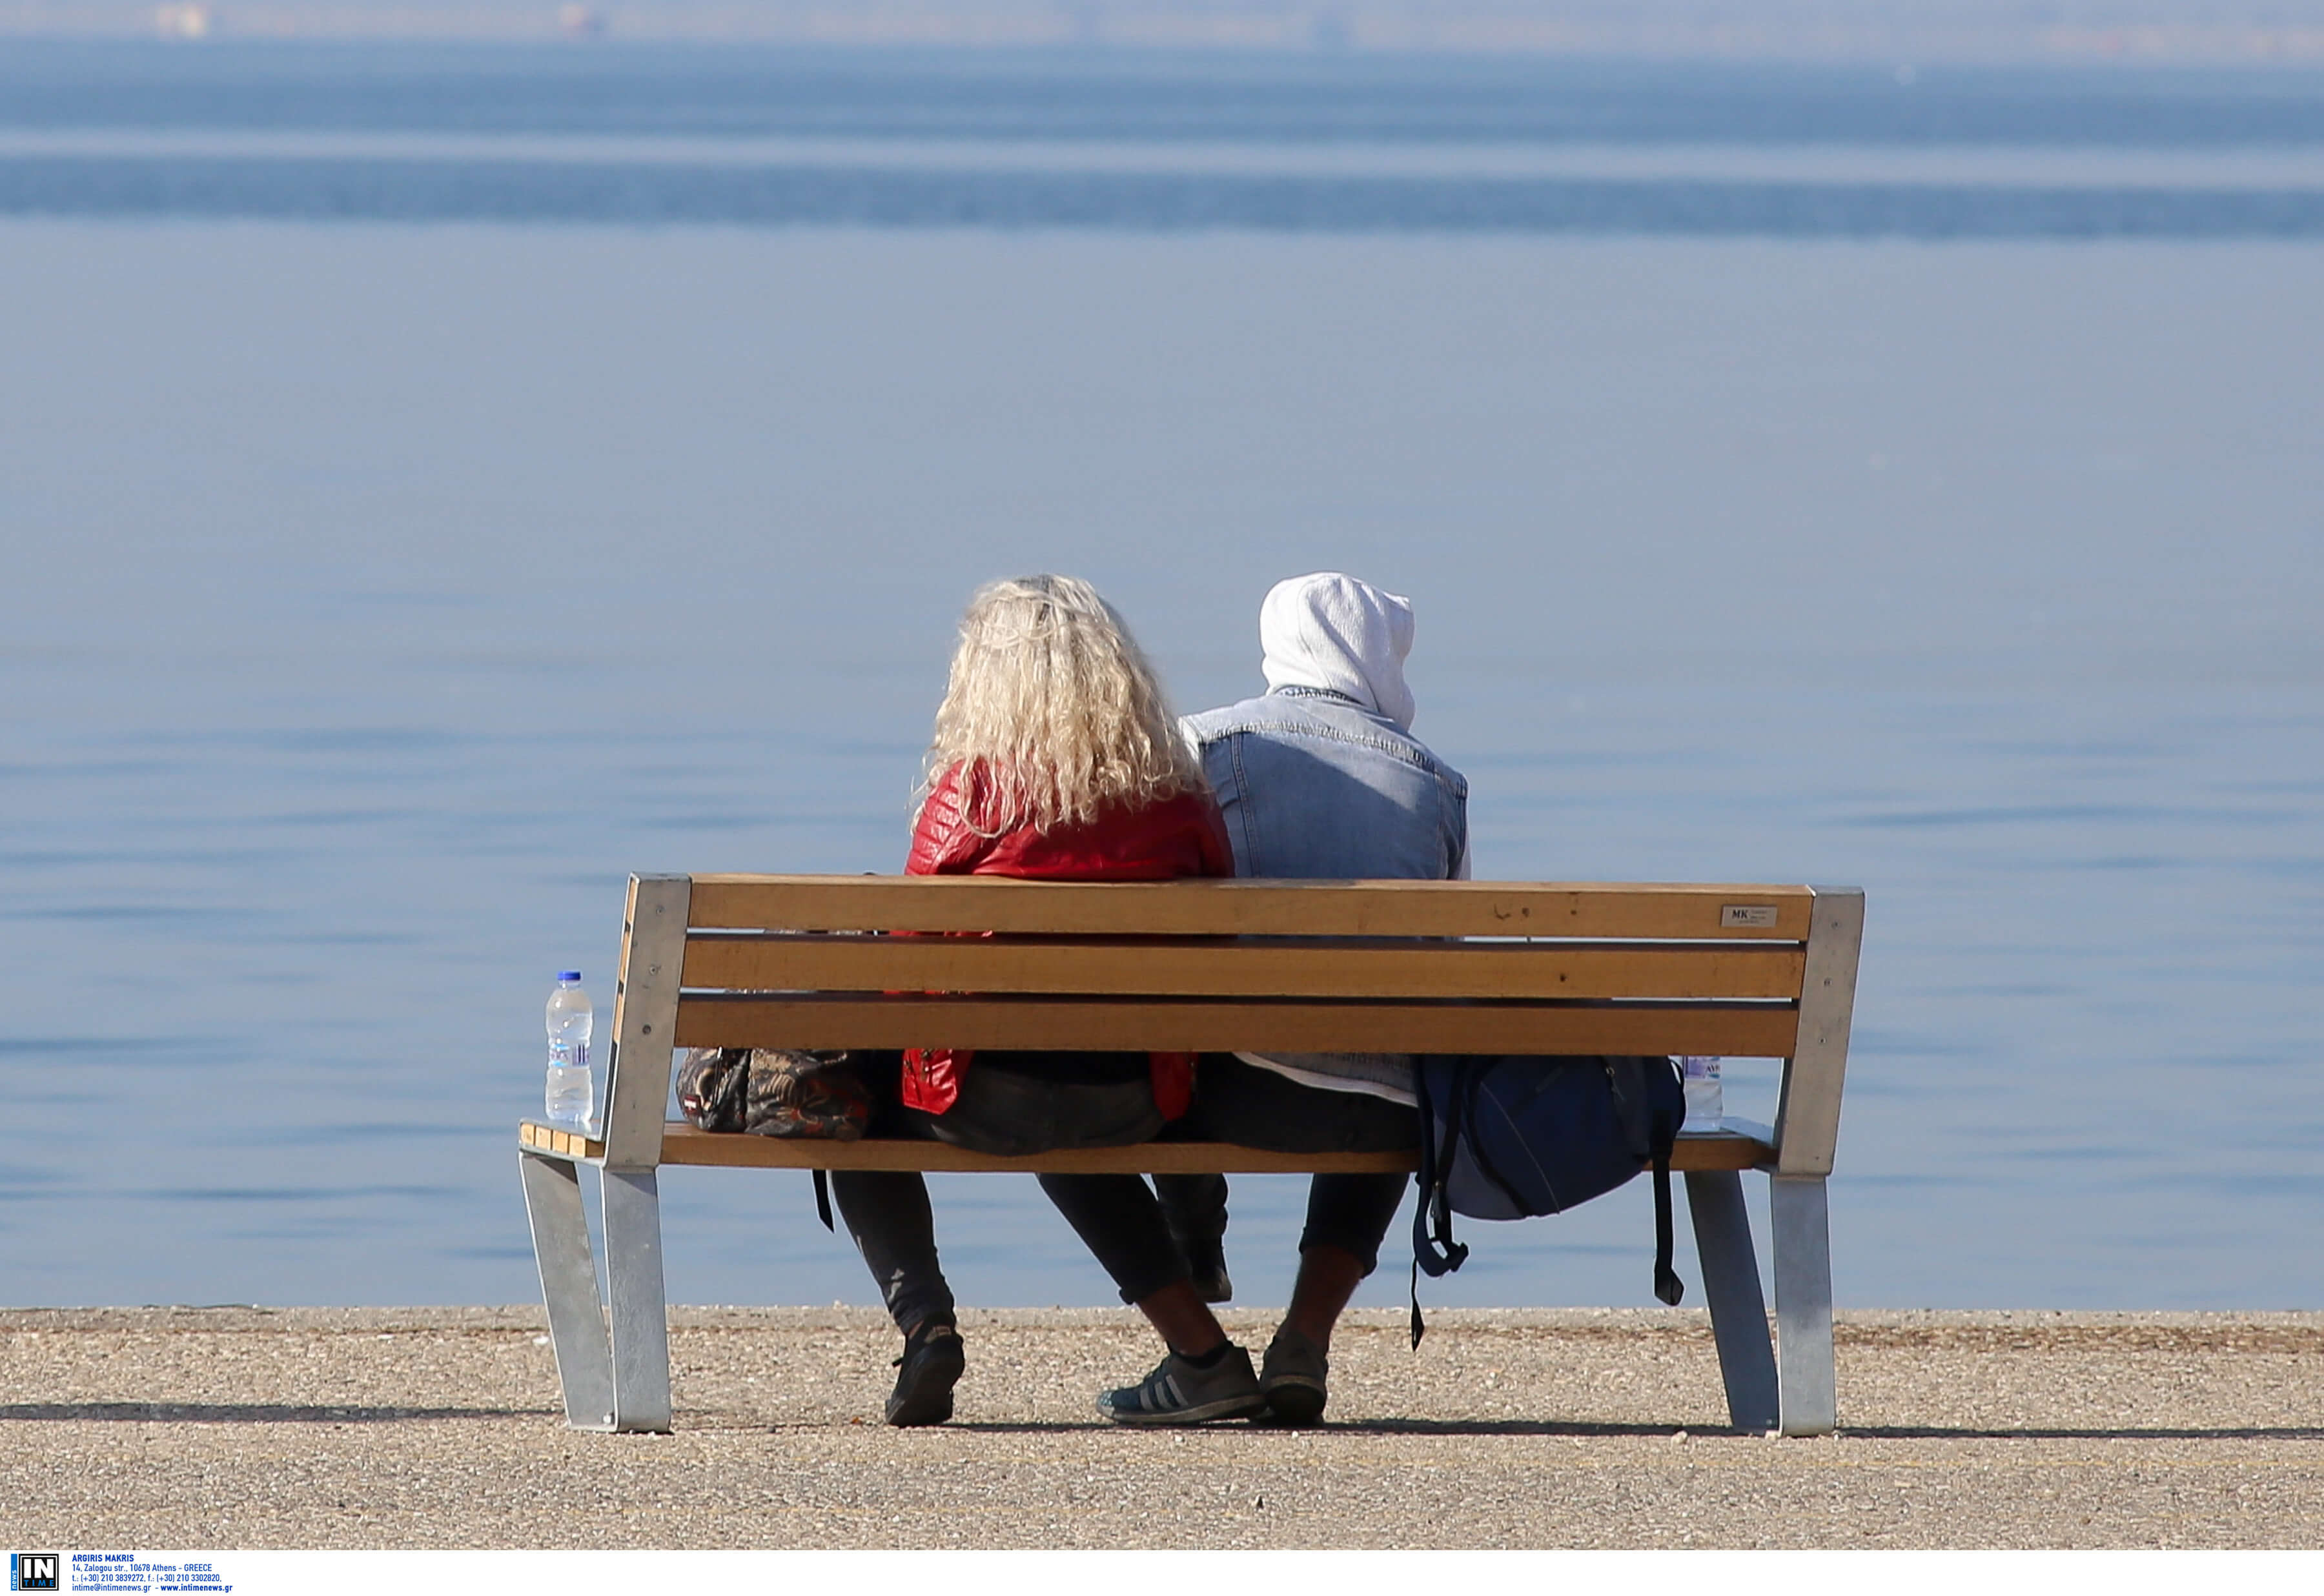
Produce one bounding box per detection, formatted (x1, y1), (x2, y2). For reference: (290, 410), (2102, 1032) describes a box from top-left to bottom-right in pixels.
(1429, 751), (1470, 801)
(1188, 692), (1465, 797)
(1351, 719), (1469, 802)
(906, 762), (990, 874)
(1183, 694), (1276, 740)
(1406, 734), (1463, 779)
(1395, 730), (1467, 799)
(919, 760), (975, 826)
(1186, 691), (1343, 748)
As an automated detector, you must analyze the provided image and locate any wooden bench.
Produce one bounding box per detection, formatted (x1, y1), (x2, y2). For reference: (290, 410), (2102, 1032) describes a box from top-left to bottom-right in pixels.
(516, 873), (1864, 1437)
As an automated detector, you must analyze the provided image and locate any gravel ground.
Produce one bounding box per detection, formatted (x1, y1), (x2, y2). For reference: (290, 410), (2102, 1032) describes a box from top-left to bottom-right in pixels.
(4, 1306), (2320, 1550)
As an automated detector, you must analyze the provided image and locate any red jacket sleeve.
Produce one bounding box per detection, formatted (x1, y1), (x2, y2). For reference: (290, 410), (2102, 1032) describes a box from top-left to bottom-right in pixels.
(1194, 791), (1234, 878)
(901, 763), (981, 1113)
(906, 762), (990, 876)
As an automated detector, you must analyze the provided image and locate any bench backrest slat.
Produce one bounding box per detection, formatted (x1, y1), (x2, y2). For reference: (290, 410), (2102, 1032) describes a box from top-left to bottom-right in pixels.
(678, 933), (1809, 1002)
(671, 992), (1803, 1060)
(687, 874), (1813, 940)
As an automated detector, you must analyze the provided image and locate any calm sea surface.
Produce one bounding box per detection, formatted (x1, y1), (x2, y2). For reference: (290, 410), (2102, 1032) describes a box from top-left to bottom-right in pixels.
(1, 45), (2319, 1312)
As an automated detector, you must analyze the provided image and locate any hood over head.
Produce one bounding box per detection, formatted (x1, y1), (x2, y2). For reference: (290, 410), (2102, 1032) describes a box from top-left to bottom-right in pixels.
(1259, 572), (1418, 731)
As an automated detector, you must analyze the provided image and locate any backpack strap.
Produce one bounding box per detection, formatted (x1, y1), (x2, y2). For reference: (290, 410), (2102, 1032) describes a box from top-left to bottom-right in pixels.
(812, 1168), (835, 1233)
(1412, 1058), (1471, 1277)
(1649, 1149), (1683, 1306)
(1408, 1056), (1471, 1348)
(1647, 1063), (1684, 1306)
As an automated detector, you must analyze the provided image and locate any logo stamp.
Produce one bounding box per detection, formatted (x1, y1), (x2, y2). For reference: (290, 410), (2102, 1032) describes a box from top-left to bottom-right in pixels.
(1719, 904), (1779, 929)
(10, 1554), (60, 1592)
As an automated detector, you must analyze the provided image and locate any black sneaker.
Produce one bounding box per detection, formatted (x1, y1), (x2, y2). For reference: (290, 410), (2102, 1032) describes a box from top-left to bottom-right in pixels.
(884, 1319), (965, 1427)
(1095, 1345), (1265, 1426)
(1258, 1325), (1329, 1426)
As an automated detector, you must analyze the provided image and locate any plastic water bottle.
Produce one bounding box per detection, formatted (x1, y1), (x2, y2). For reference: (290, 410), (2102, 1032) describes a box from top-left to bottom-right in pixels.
(1680, 1055), (1723, 1133)
(544, 971), (595, 1129)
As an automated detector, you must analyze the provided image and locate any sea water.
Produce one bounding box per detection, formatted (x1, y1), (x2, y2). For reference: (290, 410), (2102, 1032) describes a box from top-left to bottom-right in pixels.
(0, 45), (2318, 1312)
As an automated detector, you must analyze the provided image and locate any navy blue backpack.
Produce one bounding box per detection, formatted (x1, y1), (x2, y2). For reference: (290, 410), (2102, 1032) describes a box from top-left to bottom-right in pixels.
(1409, 1053), (1687, 1344)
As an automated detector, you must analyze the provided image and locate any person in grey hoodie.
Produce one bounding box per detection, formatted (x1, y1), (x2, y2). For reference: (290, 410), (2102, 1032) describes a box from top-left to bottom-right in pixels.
(1059, 572), (1470, 1426)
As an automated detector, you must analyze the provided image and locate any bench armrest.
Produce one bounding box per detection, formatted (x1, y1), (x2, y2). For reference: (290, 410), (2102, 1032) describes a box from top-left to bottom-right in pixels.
(1772, 886), (1864, 1177)
(600, 874), (691, 1168)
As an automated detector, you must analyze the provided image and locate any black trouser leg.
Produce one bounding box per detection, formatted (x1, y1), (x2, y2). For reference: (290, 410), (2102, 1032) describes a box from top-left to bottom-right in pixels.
(1300, 1173), (1412, 1278)
(1169, 1055), (1418, 1280)
(1037, 1172), (1192, 1306)
(1154, 1172), (1229, 1257)
(827, 1170), (957, 1335)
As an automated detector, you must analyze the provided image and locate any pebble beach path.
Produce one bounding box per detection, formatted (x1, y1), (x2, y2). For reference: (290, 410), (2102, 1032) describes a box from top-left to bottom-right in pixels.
(5, 1307), (2319, 1549)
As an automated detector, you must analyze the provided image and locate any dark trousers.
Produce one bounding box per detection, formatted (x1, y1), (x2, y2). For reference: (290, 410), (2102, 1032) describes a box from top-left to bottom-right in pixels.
(826, 1049), (1168, 1333)
(829, 1169), (956, 1335)
(831, 1053), (1420, 1329)
(1056, 1053), (1420, 1300)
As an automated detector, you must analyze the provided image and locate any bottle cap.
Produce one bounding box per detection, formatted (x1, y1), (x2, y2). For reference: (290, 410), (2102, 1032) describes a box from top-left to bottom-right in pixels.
(558, 970), (582, 982)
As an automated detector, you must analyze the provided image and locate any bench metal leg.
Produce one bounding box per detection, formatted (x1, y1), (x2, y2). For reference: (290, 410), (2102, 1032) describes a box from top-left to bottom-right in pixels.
(1684, 1169), (1779, 1433)
(1770, 1173), (1837, 1436)
(601, 1166), (674, 1434)
(518, 1149), (617, 1431)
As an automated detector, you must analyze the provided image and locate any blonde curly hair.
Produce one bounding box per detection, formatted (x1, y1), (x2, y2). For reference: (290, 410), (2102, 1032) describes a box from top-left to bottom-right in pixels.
(923, 574), (1205, 835)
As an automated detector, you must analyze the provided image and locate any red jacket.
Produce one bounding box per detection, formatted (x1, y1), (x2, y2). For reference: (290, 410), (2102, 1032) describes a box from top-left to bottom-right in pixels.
(901, 760), (1234, 1116)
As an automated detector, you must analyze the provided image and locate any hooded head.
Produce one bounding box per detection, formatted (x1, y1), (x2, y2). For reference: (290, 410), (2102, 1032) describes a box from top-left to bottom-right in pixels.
(1259, 572), (1418, 731)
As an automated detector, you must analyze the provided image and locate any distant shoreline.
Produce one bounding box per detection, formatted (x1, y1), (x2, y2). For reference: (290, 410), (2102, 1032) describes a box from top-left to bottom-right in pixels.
(7, 5), (2324, 70)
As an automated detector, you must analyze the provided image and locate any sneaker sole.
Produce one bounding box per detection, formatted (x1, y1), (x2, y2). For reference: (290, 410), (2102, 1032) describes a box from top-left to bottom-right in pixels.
(1097, 1390), (1267, 1426)
(884, 1341), (966, 1427)
(1262, 1377), (1327, 1426)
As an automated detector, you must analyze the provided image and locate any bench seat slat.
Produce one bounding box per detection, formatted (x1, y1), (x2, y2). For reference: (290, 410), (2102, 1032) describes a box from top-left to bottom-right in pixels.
(671, 992), (1800, 1058)
(686, 876), (1813, 940)
(520, 1121), (1775, 1175)
(679, 934), (1809, 1002)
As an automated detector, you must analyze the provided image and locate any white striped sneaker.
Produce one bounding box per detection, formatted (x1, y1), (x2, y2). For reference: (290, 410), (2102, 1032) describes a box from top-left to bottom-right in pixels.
(1095, 1346), (1265, 1426)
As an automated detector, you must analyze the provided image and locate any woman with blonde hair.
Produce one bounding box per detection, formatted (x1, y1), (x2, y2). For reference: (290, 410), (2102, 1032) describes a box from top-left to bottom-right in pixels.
(828, 576), (1267, 1427)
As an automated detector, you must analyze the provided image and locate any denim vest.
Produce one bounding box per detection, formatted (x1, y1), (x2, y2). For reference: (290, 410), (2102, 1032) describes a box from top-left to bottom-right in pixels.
(1182, 687), (1469, 882)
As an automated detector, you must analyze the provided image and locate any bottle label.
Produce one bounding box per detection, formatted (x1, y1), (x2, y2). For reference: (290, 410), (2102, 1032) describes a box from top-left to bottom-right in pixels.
(1680, 1055), (1722, 1132)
